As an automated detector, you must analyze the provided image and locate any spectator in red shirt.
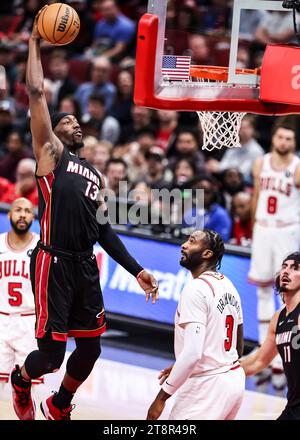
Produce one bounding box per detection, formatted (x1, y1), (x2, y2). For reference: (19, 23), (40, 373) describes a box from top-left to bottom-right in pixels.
(231, 191), (252, 246)
(155, 110), (178, 153)
(1, 158), (38, 206)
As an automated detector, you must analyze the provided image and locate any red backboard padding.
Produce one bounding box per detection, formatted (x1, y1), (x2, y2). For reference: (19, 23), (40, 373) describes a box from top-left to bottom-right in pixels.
(260, 44), (300, 106)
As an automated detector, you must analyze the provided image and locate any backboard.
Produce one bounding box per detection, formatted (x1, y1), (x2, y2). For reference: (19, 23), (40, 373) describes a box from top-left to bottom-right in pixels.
(134, 0), (300, 115)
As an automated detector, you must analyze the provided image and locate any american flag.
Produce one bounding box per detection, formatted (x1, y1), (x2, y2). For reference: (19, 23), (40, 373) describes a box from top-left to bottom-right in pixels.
(161, 55), (191, 81)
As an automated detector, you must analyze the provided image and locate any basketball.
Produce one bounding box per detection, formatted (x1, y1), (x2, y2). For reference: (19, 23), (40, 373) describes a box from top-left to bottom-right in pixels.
(37, 3), (80, 46)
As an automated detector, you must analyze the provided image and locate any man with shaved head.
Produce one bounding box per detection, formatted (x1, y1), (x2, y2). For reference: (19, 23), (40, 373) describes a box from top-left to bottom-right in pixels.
(0, 198), (41, 390)
(147, 230), (245, 420)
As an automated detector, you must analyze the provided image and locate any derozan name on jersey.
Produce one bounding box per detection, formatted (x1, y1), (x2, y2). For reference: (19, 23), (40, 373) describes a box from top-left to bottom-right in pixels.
(217, 292), (241, 315)
(66, 161), (100, 186)
(0, 260), (29, 279)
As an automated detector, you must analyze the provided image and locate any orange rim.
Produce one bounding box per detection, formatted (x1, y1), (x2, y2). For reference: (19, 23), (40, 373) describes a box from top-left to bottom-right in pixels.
(189, 65), (260, 82)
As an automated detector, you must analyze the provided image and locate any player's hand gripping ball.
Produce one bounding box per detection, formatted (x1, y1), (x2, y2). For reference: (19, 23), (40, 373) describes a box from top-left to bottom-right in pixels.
(37, 3), (80, 46)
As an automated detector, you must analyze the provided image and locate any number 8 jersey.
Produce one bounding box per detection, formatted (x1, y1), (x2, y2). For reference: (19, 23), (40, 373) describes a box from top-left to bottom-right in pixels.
(0, 232), (39, 314)
(255, 153), (300, 226)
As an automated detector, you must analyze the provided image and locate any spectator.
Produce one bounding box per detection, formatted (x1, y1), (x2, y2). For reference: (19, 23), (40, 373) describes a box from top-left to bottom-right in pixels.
(172, 158), (197, 188)
(92, 0), (136, 61)
(135, 129), (156, 155)
(84, 137), (112, 174)
(75, 56), (116, 114)
(155, 110), (178, 153)
(81, 93), (120, 144)
(144, 147), (171, 191)
(109, 69), (134, 126)
(105, 157), (128, 196)
(168, 129), (206, 174)
(66, 0), (96, 56)
(188, 34), (213, 65)
(198, 0), (231, 36)
(120, 105), (155, 144)
(58, 96), (82, 122)
(47, 50), (77, 110)
(209, 115), (264, 183)
(219, 168), (246, 212)
(0, 99), (17, 148)
(238, 8), (266, 41)
(8, 0), (43, 49)
(1, 158), (38, 206)
(255, 10), (300, 45)
(182, 175), (232, 242)
(0, 177), (12, 199)
(231, 192), (253, 246)
(0, 130), (32, 182)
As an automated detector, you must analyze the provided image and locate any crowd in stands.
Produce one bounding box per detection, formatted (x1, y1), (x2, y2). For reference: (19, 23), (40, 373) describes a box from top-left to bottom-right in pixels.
(0, 0), (299, 246)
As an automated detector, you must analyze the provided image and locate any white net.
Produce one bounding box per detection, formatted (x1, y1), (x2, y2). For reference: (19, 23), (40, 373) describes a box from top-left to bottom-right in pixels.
(192, 69), (246, 151)
(197, 110), (246, 151)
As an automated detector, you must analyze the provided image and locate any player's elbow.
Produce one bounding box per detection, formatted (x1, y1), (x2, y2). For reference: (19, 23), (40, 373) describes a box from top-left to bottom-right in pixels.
(27, 84), (44, 97)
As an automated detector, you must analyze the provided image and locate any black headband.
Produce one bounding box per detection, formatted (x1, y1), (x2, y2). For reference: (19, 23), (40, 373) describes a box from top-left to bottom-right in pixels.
(283, 252), (300, 264)
(50, 112), (70, 130)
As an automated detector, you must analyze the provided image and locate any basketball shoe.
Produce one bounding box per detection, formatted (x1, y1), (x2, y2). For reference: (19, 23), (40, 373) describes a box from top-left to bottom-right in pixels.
(40, 394), (74, 420)
(11, 365), (36, 420)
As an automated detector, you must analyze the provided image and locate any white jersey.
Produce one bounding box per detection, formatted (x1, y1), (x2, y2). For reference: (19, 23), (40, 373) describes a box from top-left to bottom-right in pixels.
(175, 271), (243, 376)
(0, 232), (39, 315)
(255, 153), (300, 225)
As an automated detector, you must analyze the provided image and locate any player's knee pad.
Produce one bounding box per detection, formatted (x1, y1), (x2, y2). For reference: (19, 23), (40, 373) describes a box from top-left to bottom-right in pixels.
(74, 336), (101, 362)
(24, 339), (66, 378)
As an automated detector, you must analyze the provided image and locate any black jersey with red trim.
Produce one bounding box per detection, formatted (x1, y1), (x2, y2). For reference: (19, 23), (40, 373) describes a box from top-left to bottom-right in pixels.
(36, 147), (101, 252)
(276, 302), (300, 407)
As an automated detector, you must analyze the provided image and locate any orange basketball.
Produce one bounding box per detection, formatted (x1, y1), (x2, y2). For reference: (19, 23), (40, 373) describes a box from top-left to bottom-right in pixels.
(37, 3), (80, 46)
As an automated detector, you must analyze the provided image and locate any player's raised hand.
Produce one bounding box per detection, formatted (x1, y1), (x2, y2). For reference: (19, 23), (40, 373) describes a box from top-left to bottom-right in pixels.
(136, 270), (159, 304)
(158, 364), (173, 385)
(32, 5), (48, 39)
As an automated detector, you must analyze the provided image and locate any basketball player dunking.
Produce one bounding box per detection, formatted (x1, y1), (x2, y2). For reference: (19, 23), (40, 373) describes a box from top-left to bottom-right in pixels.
(147, 230), (245, 420)
(242, 252), (300, 420)
(10, 8), (159, 421)
(248, 122), (300, 387)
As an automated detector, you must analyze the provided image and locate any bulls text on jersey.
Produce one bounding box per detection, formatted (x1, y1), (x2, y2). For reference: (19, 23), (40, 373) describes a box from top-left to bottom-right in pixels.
(0, 260), (29, 279)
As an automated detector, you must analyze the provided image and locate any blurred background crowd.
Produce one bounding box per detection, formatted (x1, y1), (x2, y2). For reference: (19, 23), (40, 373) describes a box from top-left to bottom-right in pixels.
(0, 0), (299, 245)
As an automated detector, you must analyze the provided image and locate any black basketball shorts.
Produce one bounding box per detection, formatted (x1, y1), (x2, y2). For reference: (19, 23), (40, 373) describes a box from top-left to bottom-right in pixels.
(30, 246), (106, 341)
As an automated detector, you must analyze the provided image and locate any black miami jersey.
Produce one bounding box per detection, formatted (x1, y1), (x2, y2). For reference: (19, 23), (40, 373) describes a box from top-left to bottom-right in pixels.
(36, 147), (102, 252)
(276, 303), (300, 407)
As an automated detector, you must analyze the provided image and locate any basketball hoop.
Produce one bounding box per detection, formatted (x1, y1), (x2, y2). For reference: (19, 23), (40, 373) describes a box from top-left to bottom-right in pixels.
(189, 66), (260, 151)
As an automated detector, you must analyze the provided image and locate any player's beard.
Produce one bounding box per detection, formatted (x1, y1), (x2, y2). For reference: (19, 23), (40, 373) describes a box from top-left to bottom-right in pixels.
(274, 147), (291, 156)
(10, 218), (32, 235)
(180, 253), (203, 270)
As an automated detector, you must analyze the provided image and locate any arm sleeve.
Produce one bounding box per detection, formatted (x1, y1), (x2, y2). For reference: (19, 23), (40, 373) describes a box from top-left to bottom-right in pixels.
(162, 322), (206, 395)
(98, 219), (143, 277)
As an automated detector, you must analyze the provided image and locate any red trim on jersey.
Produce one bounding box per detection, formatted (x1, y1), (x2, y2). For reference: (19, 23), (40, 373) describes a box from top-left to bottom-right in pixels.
(230, 364), (241, 371)
(51, 332), (68, 342)
(0, 373), (9, 383)
(68, 323), (107, 338)
(247, 276), (274, 287)
(35, 249), (51, 339)
(37, 173), (54, 203)
(37, 173), (54, 246)
(0, 311), (35, 316)
(198, 276), (215, 296)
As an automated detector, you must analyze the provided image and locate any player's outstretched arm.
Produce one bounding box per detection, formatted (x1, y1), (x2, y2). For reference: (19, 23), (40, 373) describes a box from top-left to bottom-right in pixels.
(26, 6), (63, 173)
(97, 177), (159, 303)
(240, 311), (279, 376)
